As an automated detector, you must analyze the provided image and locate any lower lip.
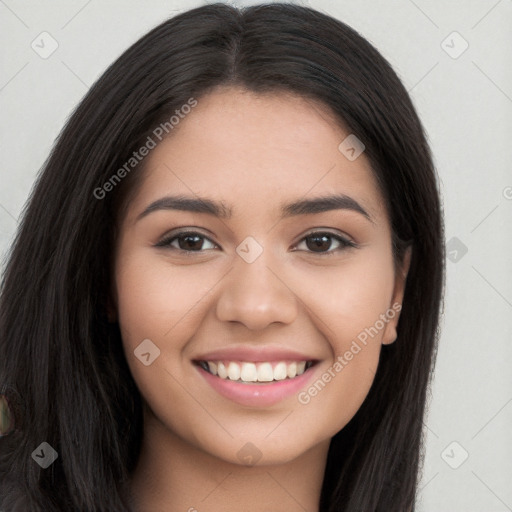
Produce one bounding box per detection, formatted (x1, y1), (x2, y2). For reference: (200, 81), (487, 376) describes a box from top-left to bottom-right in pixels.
(195, 363), (318, 407)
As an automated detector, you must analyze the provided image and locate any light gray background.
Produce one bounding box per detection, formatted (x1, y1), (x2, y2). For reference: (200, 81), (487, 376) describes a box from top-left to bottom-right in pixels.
(1, 0), (511, 510)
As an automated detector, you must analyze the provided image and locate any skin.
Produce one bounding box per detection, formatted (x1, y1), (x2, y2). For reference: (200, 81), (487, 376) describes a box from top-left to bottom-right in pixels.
(111, 86), (411, 512)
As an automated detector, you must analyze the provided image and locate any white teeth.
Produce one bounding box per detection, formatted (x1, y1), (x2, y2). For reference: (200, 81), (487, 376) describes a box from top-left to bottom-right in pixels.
(287, 362), (297, 378)
(257, 362), (274, 382)
(240, 362), (258, 382)
(227, 361), (241, 381)
(273, 362), (287, 381)
(201, 360), (312, 382)
(217, 362), (228, 379)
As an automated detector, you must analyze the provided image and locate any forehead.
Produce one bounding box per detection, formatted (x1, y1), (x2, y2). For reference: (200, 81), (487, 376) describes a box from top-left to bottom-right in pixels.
(123, 86), (387, 226)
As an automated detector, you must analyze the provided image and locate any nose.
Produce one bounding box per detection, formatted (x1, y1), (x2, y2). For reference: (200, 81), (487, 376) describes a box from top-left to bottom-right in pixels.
(215, 247), (298, 331)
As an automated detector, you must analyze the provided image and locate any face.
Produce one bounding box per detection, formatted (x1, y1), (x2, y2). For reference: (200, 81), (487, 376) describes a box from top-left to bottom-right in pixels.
(112, 86), (410, 466)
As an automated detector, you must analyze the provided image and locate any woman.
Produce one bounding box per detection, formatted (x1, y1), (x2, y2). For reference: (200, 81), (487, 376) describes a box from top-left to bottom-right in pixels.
(0, 3), (444, 511)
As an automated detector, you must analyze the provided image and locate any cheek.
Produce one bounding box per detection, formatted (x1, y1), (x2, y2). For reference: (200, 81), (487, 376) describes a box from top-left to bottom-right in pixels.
(113, 249), (223, 410)
(290, 247), (395, 343)
(113, 250), (216, 430)
(287, 251), (395, 435)
(114, 250), (212, 348)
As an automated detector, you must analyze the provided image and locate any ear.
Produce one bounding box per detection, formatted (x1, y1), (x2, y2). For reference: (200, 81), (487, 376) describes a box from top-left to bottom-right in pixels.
(382, 245), (412, 345)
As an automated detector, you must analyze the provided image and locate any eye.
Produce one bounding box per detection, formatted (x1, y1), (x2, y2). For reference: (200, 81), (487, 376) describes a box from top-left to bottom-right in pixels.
(294, 231), (357, 255)
(155, 231), (218, 252)
(155, 229), (357, 255)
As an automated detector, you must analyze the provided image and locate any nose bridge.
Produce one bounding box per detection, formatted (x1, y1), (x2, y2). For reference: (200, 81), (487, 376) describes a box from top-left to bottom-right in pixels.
(215, 238), (297, 329)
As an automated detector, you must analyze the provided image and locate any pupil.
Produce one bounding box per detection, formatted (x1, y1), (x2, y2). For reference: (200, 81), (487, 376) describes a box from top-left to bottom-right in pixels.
(181, 234), (202, 251)
(307, 234), (330, 252)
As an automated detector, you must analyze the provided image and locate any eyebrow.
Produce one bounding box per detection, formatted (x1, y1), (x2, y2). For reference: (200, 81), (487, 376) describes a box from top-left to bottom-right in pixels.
(135, 193), (374, 223)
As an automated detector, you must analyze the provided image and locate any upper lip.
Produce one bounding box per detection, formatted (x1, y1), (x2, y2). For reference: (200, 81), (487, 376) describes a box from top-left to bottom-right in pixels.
(193, 346), (320, 363)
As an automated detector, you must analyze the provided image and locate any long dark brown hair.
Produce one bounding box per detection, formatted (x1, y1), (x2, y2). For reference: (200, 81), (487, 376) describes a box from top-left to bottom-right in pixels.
(0, 3), (444, 510)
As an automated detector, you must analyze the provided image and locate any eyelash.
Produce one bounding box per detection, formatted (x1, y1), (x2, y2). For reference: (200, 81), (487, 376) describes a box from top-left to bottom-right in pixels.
(155, 229), (358, 256)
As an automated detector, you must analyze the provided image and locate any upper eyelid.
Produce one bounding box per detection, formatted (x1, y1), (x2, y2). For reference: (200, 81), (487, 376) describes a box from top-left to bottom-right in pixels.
(297, 228), (354, 243)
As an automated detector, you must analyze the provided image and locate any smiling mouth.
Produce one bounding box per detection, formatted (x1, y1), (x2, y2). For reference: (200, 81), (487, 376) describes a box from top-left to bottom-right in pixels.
(194, 360), (317, 384)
